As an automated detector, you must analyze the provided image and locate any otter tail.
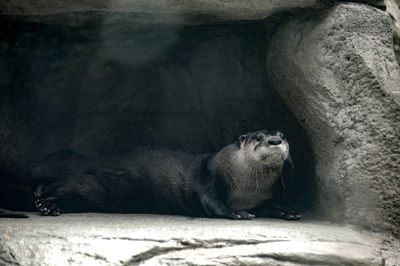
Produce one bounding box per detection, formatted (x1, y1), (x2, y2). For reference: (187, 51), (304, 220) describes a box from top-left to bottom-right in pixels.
(0, 208), (29, 218)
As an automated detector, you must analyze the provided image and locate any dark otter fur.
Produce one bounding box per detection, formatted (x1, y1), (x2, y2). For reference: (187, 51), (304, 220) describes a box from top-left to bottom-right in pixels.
(29, 129), (300, 220)
(0, 208), (28, 218)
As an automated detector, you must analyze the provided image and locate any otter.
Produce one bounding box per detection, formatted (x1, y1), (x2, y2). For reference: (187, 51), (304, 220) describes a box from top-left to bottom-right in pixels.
(30, 129), (300, 220)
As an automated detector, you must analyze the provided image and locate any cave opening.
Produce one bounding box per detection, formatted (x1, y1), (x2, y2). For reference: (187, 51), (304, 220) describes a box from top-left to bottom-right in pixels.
(0, 16), (316, 213)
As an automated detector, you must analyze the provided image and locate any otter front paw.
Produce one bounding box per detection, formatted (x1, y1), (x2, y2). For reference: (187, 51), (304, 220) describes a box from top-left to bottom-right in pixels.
(279, 209), (301, 221)
(232, 211), (256, 220)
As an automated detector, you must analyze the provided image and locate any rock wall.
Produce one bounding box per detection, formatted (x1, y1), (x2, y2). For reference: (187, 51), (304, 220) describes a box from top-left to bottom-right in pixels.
(386, 0), (400, 63)
(0, 0), (318, 25)
(267, 3), (400, 236)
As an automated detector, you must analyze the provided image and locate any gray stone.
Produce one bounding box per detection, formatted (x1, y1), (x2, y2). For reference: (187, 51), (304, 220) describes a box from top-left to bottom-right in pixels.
(387, 0), (400, 35)
(386, 0), (400, 62)
(1, 213), (398, 265)
(338, 0), (386, 9)
(267, 3), (400, 237)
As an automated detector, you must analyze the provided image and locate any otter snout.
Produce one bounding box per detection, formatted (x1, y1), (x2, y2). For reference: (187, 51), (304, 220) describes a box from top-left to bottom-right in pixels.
(267, 137), (282, 146)
(238, 129), (289, 163)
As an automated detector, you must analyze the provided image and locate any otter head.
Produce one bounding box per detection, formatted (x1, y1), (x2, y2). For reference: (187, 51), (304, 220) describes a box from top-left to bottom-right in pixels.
(237, 129), (289, 165)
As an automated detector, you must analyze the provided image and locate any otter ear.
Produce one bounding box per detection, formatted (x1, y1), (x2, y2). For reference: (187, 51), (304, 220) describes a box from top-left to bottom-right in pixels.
(237, 134), (247, 148)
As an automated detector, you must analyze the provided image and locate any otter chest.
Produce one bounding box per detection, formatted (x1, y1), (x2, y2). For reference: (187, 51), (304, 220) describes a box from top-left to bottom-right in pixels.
(226, 186), (274, 211)
(216, 155), (283, 211)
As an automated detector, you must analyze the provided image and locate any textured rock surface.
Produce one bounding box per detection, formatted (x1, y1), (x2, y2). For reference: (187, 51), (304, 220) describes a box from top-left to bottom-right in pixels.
(338, 0), (386, 9)
(267, 3), (400, 237)
(1, 213), (398, 265)
(386, 0), (400, 62)
(0, 0), (318, 25)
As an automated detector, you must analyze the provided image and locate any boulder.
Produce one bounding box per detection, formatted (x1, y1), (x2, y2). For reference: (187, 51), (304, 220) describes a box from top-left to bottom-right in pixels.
(1, 214), (398, 265)
(386, 0), (400, 62)
(267, 3), (400, 236)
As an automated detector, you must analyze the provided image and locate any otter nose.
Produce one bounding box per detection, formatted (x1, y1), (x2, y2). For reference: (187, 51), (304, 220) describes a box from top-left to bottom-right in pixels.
(268, 137), (282, 146)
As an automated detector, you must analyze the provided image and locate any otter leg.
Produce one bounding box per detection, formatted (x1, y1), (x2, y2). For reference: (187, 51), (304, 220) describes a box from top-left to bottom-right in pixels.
(34, 186), (60, 216)
(200, 195), (254, 220)
(251, 203), (301, 221)
(236, 211), (256, 219)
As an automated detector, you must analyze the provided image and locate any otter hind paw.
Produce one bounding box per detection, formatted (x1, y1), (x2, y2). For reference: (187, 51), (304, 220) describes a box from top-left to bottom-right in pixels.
(35, 197), (60, 216)
(34, 188), (60, 216)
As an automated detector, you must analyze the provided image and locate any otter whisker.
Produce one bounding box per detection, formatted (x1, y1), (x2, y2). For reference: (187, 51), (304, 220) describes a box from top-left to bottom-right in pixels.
(256, 165), (262, 193)
(280, 172), (287, 191)
(253, 165), (258, 193)
(247, 162), (256, 188)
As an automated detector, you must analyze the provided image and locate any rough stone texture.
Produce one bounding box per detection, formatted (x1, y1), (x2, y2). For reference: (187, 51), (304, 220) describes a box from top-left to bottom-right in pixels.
(1, 213), (399, 265)
(387, 0), (400, 35)
(0, 0), (318, 25)
(267, 3), (400, 237)
(337, 0), (386, 10)
(386, 0), (400, 62)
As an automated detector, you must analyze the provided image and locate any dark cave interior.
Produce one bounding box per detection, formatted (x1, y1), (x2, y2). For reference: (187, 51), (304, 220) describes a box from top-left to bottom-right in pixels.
(0, 17), (316, 212)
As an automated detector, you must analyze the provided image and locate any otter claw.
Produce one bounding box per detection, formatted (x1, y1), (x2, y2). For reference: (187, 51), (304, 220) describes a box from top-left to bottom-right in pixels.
(233, 214), (242, 220)
(234, 211), (255, 220)
(280, 211), (301, 221)
(34, 190), (61, 216)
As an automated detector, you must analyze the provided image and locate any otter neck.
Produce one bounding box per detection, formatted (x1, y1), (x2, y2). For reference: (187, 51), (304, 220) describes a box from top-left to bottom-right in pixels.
(210, 144), (284, 189)
(232, 148), (283, 184)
